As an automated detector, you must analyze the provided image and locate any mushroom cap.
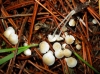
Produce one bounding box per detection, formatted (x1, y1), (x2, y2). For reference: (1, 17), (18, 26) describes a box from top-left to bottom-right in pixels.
(3, 27), (15, 39)
(6, 27), (14, 31)
(55, 35), (64, 41)
(48, 34), (56, 42)
(53, 42), (62, 51)
(54, 50), (64, 59)
(42, 52), (55, 66)
(62, 32), (68, 38)
(92, 19), (97, 24)
(24, 49), (31, 56)
(65, 35), (75, 44)
(39, 41), (49, 54)
(47, 50), (53, 55)
(76, 44), (81, 50)
(68, 19), (76, 26)
(23, 42), (28, 46)
(61, 26), (67, 32)
(65, 57), (77, 68)
(63, 49), (72, 57)
(8, 33), (18, 44)
(62, 43), (67, 49)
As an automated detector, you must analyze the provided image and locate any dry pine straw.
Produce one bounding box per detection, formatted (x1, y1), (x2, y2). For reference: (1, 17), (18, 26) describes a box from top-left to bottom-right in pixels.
(0, 0), (100, 74)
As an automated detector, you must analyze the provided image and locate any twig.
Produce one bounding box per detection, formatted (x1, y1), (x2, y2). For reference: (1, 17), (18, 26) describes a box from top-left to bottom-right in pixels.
(6, 0), (34, 11)
(0, 12), (57, 19)
(18, 60), (27, 74)
(28, 1), (39, 44)
(35, 0), (61, 21)
(28, 60), (57, 74)
(1, 5), (18, 30)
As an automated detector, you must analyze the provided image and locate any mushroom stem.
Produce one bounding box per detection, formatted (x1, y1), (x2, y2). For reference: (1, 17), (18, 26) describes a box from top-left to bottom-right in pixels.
(53, 10), (76, 37)
(58, 14), (71, 36)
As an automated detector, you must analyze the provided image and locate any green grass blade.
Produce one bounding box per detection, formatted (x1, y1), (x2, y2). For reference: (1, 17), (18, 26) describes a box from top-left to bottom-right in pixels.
(0, 47), (28, 65)
(0, 44), (38, 53)
(0, 43), (38, 65)
(73, 52), (100, 74)
(0, 46), (29, 53)
(0, 48), (15, 53)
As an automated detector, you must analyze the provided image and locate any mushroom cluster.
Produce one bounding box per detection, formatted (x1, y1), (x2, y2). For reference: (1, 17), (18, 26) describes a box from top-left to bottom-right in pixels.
(38, 40), (78, 68)
(3, 27), (18, 45)
(39, 41), (55, 66)
(53, 42), (72, 59)
(52, 42), (78, 68)
(42, 50), (55, 66)
(38, 18), (82, 68)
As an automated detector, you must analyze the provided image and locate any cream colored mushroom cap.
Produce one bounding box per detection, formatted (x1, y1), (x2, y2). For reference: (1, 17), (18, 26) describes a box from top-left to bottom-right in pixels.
(47, 50), (53, 55)
(3, 27), (15, 39)
(42, 52), (55, 66)
(65, 57), (77, 68)
(63, 49), (72, 57)
(54, 50), (64, 59)
(53, 42), (62, 51)
(23, 42), (28, 46)
(24, 49), (32, 56)
(39, 41), (50, 54)
(55, 34), (64, 41)
(68, 19), (76, 26)
(62, 43), (67, 49)
(65, 35), (75, 44)
(48, 34), (56, 42)
(76, 44), (81, 50)
(8, 33), (18, 44)
(92, 19), (97, 24)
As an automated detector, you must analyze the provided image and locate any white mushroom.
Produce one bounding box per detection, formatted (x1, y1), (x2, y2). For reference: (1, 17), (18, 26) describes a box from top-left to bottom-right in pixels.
(48, 34), (63, 42)
(39, 41), (49, 54)
(76, 44), (81, 50)
(53, 42), (62, 51)
(92, 19), (97, 24)
(24, 49), (32, 56)
(8, 33), (18, 44)
(6, 27), (14, 30)
(62, 43), (67, 49)
(62, 32), (68, 38)
(47, 50), (53, 55)
(65, 57), (77, 68)
(42, 51), (55, 66)
(3, 27), (15, 39)
(54, 49), (64, 59)
(65, 35), (75, 44)
(68, 19), (76, 26)
(63, 49), (72, 57)
(61, 26), (67, 32)
(23, 42), (28, 46)
(55, 34), (64, 41)
(47, 34), (56, 42)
